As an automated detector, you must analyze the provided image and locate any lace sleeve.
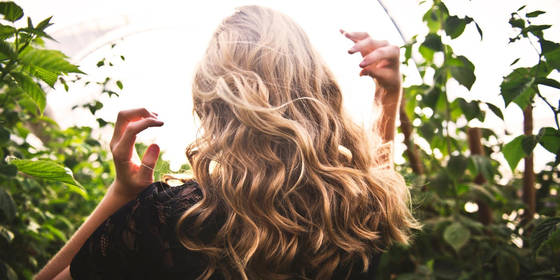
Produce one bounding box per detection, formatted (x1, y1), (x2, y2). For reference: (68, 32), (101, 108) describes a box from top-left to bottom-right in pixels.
(374, 142), (393, 170)
(69, 181), (203, 280)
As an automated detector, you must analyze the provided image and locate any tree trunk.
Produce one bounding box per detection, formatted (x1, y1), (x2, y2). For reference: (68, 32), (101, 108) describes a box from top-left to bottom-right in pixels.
(523, 105), (535, 221)
(467, 127), (492, 225)
(399, 99), (423, 175)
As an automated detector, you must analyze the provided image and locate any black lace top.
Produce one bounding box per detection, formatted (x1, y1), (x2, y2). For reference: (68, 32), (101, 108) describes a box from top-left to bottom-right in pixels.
(70, 181), (378, 279)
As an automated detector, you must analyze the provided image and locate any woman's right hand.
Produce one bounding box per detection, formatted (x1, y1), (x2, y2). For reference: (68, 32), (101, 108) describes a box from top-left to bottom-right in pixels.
(109, 108), (164, 199)
(341, 30), (402, 99)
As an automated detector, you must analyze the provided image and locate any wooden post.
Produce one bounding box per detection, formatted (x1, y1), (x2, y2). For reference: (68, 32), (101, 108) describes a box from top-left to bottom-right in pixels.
(523, 105), (535, 221)
(399, 98), (423, 175)
(467, 127), (493, 225)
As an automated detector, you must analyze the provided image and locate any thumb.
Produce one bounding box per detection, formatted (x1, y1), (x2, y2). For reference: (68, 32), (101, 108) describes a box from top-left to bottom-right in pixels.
(140, 144), (160, 181)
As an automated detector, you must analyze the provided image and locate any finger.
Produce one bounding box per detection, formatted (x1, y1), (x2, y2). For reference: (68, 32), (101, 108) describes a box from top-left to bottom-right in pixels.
(139, 144), (160, 182)
(340, 30), (369, 43)
(112, 118), (164, 161)
(359, 45), (400, 68)
(111, 108), (156, 146)
(348, 38), (389, 55)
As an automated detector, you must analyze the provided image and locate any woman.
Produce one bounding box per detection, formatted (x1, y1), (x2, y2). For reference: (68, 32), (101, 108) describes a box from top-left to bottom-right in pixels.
(37, 5), (418, 280)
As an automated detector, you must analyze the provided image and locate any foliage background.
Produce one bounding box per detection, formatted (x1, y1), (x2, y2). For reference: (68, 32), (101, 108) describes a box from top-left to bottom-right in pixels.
(0, 1), (559, 279)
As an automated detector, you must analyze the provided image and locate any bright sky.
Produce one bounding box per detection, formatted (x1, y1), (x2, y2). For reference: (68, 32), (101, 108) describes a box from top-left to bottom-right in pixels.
(18, 0), (560, 174)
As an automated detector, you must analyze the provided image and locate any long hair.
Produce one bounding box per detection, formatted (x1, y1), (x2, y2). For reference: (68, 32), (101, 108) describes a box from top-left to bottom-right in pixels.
(177, 5), (418, 279)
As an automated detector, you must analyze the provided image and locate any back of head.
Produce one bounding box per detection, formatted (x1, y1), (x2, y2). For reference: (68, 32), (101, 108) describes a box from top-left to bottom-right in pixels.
(179, 5), (418, 280)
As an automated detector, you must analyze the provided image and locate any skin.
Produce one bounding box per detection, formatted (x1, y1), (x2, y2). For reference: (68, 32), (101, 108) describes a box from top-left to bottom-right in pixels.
(341, 29), (402, 143)
(35, 32), (402, 280)
(35, 108), (164, 280)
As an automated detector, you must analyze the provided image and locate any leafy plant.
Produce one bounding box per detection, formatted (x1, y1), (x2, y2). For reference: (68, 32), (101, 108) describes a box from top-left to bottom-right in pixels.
(377, 1), (560, 279)
(0, 2), (116, 279)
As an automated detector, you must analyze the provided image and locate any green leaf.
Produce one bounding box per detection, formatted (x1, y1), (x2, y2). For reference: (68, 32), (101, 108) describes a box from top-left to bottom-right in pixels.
(531, 217), (560, 252)
(36, 16), (53, 31)
(8, 159), (88, 199)
(25, 65), (58, 87)
(0, 225), (14, 243)
(0, 261), (17, 280)
(468, 183), (496, 203)
(536, 78), (560, 89)
(496, 251), (519, 279)
(422, 87), (441, 109)
(443, 222), (470, 252)
(419, 44), (435, 62)
(444, 16), (466, 39)
(500, 68), (535, 108)
(538, 127), (560, 155)
(11, 72), (46, 114)
(0, 188), (16, 222)
(450, 66), (475, 90)
(509, 17), (525, 29)
(18, 26), (55, 41)
(521, 134), (538, 155)
(0, 24), (16, 39)
(457, 98), (483, 121)
(536, 228), (560, 257)
(0, 163), (17, 177)
(0, 1), (23, 22)
(447, 155), (468, 179)
(18, 47), (84, 75)
(474, 21), (483, 40)
(486, 102), (504, 120)
(510, 58), (520, 66)
(541, 40), (560, 71)
(526, 10), (545, 18)
(524, 25), (551, 38)
(419, 122), (436, 142)
(116, 80), (123, 90)
(422, 33), (443, 52)
(503, 135), (525, 171)
(449, 56), (476, 90)
(470, 155), (493, 181)
(0, 126), (9, 146)
(422, 6), (442, 33)
(0, 40), (16, 59)
(43, 224), (67, 242)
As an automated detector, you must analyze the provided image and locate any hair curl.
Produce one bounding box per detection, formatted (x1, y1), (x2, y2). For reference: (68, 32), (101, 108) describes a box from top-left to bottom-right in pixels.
(177, 5), (418, 280)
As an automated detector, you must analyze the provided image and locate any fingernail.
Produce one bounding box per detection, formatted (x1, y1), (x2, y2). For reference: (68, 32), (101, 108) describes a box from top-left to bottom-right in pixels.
(145, 144), (160, 162)
(359, 61), (366, 67)
(148, 144), (160, 154)
(348, 47), (355, 54)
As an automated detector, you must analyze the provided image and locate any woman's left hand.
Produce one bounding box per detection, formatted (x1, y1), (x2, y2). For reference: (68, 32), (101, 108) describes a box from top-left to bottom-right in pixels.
(341, 30), (402, 97)
(109, 108), (164, 199)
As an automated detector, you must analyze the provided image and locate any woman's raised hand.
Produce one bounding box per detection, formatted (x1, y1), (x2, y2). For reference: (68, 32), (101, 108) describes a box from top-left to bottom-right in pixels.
(109, 108), (164, 199)
(341, 30), (402, 96)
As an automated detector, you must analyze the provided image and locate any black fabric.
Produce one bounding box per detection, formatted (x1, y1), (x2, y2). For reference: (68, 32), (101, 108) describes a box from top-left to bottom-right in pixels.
(69, 181), (378, 279)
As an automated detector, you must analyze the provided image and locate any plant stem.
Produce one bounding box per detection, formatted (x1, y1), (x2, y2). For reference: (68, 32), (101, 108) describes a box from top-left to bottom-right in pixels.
(536, 92), (560, 130)
(444, 88), (452, 156)
(522, 105), (536, 222)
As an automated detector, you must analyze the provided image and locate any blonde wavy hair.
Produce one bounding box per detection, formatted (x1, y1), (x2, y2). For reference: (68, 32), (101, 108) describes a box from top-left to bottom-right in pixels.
(177, 5), (418, 280)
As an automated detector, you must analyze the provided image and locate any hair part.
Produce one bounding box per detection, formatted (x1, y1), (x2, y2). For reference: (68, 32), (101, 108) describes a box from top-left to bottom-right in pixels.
(178, 5), (419, 280)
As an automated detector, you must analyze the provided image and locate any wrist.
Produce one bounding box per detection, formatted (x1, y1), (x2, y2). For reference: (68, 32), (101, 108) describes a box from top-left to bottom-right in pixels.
(376, 90), (401, 108)
(107, 180), (137, 202)
(374, 81), (401, 106)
